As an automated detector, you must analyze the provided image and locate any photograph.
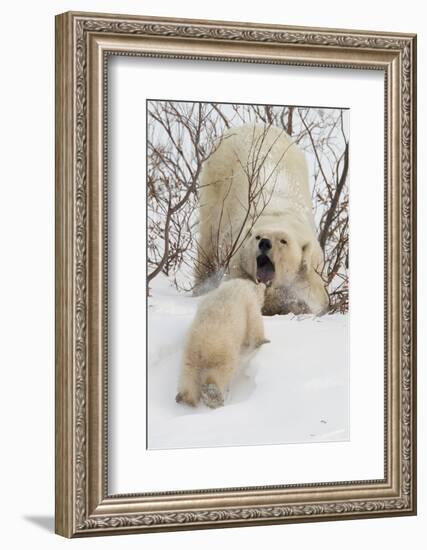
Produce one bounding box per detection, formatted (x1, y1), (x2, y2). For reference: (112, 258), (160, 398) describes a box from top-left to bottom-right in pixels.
(53, 9), (416, 537)
(0, 10), (420, 549)
(0, 0), (420, 542)
(146, 100), (350, 450)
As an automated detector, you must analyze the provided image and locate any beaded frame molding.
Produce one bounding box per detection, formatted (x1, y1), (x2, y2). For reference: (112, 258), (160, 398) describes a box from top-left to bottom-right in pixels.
(55, 11), (417, 538)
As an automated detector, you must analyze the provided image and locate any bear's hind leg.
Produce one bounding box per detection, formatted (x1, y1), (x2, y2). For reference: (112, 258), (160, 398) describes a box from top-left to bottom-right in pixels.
(176, 363), (201, 407)
(201, 359), (237, 409)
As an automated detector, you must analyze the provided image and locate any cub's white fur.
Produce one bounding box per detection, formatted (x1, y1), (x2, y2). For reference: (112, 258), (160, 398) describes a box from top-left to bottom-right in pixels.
(176, 279), (268, 409)
(196, 123), (329, 315)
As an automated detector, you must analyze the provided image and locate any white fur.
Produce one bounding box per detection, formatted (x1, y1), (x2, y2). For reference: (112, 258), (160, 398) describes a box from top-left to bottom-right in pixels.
(176, 279), (268, 408)
(196, 123), (329, 315)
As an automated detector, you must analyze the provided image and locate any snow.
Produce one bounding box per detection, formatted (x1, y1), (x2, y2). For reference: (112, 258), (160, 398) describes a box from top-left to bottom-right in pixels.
(148, 275), (349, 450)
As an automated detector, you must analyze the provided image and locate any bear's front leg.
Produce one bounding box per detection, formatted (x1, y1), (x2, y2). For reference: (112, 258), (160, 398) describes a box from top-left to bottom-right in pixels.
(246, 306), (269, 349)
(254, 337), (271, 348)
(293, 268), (329, 316)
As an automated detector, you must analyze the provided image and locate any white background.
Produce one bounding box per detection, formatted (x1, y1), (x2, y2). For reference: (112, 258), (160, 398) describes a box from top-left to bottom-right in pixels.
(110, 59), (384, 493)
(0, 0), (424, 548)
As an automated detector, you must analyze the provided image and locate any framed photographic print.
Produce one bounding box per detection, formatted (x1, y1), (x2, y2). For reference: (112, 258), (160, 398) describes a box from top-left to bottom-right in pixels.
(55, 11), (417, 537)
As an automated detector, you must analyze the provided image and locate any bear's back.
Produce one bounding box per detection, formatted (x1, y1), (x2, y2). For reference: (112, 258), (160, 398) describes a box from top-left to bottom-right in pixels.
(199, 123), (313, 231)
(189, 279), (258, 344)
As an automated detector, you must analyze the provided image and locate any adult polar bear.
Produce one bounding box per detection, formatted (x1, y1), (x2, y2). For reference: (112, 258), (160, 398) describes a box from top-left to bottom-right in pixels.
(195, 123), (329, 315)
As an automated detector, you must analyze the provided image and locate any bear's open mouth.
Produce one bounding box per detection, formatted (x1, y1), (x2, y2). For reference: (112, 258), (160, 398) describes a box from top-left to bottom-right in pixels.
(256, 254), (275, 285)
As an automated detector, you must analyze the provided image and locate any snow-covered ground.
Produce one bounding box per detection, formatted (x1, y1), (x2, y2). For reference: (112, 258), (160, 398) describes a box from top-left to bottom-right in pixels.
(148, 276), (349, 450)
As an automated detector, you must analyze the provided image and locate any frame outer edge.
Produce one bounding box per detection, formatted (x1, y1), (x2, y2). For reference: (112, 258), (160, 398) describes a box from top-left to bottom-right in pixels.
(62, 10), (416, 40)
(55, 12), (75, 538)
(54, 10), (417, 537)
(410, 34), (417, 514)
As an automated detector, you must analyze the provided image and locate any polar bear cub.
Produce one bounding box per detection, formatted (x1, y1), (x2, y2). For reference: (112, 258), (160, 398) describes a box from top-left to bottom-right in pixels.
(176, 279), (269, 409)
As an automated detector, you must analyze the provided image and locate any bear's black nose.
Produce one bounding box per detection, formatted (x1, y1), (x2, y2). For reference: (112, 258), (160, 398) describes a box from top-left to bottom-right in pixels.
(259, 238), (272, 252)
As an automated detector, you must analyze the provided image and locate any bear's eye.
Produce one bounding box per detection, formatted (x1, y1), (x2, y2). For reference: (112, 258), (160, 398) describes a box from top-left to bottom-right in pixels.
(280, 239), (287, 245)
(255, 235), (261, 240)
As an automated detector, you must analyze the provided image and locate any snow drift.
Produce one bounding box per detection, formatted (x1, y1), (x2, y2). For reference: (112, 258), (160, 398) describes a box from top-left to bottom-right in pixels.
(147, 276), (349, 450)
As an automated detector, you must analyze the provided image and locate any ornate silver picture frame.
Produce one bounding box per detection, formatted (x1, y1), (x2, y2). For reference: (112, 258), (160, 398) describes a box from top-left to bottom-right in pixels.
(55, 11), (417, 537)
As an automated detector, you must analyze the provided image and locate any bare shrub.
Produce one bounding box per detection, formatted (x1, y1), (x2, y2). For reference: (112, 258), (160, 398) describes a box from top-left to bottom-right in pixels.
(147, 101), (349, 312)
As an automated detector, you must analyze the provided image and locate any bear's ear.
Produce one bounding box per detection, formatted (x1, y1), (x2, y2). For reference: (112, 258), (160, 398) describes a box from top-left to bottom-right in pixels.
(301, 241), (324, 274)
(300, 242), (311, 273)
